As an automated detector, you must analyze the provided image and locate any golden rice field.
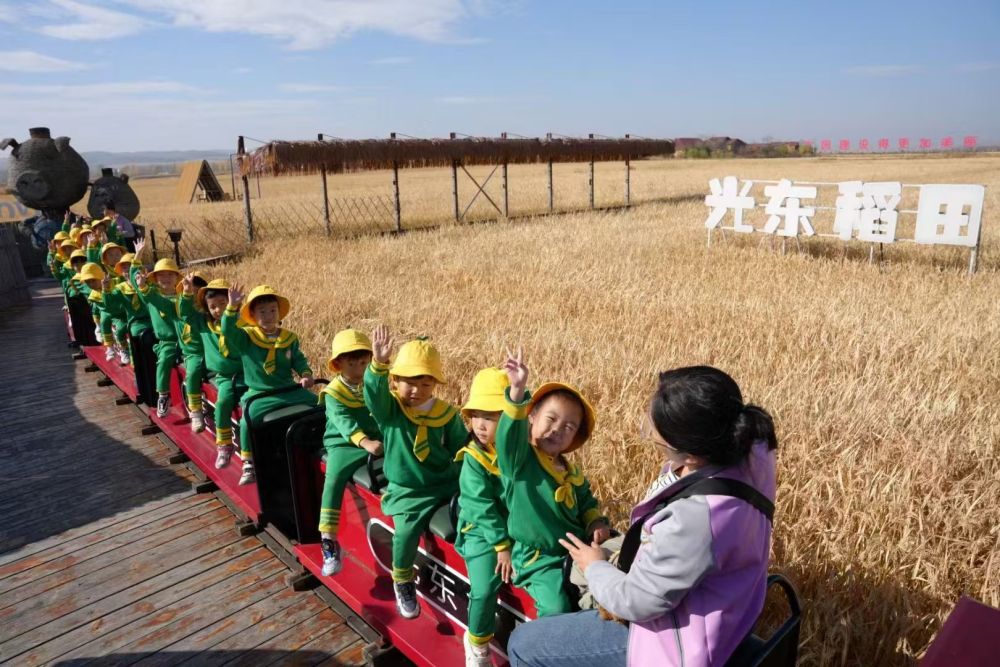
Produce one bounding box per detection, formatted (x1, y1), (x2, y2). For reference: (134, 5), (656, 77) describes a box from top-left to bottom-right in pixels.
(139, 155), (998, 665)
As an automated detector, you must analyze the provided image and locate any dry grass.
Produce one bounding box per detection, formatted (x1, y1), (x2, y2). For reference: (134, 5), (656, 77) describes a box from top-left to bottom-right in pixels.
(142, 155), (999, 664)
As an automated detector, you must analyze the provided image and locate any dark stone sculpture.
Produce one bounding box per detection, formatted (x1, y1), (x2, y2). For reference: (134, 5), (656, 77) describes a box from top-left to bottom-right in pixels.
(88, 168), (141, 220)
(1, 127), (90, 212)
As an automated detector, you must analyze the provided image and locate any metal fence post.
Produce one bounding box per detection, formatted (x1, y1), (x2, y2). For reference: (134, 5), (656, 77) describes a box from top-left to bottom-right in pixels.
(501, 132), (509, 218)
(624, 133), (631, 207)
(391, 132), (402, 232)
(318, 133), (331, 235)
(450, 132), (460, 222)
(237, 136), (254, 243)
(546, 132), (554, 212)
(588, 133), (595, 209)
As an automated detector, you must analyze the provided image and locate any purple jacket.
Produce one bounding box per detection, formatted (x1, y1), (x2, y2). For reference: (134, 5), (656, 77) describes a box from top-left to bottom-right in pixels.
(585, 442), (776, 666)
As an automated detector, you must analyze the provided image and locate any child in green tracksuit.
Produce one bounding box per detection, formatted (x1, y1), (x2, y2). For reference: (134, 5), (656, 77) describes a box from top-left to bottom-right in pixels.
(222, 283), (316, 486)
(496, 349), (610, 617)
(178, 276), (247, 468)
(102, 253), (150, 367)
(317, 329), (383, 577)
(365, 325), (468, 619)
(454, 367), (515, 666)
(131, 248), (183, 419)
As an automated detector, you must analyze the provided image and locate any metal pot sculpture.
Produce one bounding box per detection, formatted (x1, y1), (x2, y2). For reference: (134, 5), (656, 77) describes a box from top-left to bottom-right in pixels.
(88, 168), (141, 220)
(1, 127), (90, 211)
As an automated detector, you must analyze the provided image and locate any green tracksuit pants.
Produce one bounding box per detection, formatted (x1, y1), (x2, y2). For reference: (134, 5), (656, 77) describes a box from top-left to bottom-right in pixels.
(512, 543), (572, 617)
(184, 353), (206, 413)
(459, 533), (504, 643)
(319, 446), (369, 535)
(153, 339), (178, 394)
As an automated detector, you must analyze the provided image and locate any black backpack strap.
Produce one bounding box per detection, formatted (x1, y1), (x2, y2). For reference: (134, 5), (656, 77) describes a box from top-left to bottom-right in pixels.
(617, 476), (774, 573)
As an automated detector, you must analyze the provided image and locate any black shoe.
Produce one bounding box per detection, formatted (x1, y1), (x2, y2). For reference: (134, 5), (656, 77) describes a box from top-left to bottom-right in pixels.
(393, 580), (420, 619)
(156, 394), (170, 418)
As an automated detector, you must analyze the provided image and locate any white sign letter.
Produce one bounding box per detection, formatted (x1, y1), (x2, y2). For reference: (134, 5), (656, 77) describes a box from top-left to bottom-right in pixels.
(914, 184), (985, 247)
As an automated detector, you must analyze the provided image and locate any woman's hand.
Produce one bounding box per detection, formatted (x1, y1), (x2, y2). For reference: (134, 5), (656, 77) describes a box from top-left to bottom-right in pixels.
(558, 532), (608, 572)
(299, 375), (314, 389)
(503, 346), (528, 403)
(495, 548), (515, 584)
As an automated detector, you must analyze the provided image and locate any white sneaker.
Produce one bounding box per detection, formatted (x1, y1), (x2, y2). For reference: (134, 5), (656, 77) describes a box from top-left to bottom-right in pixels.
(464, 633), (492, 667)
(238, 461), (256, 485)
(321, 538), (343, 576)
(190, 410), (205, 433)
(215, 445), (234, 469)
(118, 347), (131, 365)
(105, 346), (115, 361)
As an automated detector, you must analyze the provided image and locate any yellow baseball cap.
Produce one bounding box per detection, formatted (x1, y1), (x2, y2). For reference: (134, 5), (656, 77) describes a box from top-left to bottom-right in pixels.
(528, 382), (597, 453)
(240, 284), (290, 326)
(197, 278), (230, 310)
(462, 368), (510, 417)
(390, 338), (446, 384)
(326, 329), (373, 372)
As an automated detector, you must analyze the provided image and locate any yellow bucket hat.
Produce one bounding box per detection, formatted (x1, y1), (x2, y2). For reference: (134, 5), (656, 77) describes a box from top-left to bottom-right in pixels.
(462, 368), (510, 417)
(149, 258), (182, 283)
(68, 228), (82, 244)
(90, 217), (109, 229)
(390, 338), (446, 384)
(115, 253), (135, 276)
(69, 248), (87, 261)
(326, 329), (373, 372)
(528, 382), (597, 453)
(53, 231), (69, 242)
(240, 284), (290, 326)
(196, 278), (230, 310)
(76, 262), (106, 283)
(100, 242), (126, 265)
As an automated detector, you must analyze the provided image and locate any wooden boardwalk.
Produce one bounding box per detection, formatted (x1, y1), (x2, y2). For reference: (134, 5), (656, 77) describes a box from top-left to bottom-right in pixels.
(0, 282), (368, 666)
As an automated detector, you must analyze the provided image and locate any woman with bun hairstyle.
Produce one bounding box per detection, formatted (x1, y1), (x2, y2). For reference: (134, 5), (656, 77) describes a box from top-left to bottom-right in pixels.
(508, 365), (778, 667)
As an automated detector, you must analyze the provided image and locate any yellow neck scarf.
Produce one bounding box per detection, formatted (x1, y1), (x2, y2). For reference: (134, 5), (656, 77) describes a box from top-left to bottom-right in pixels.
(534, 448), (585, 509)
(319, 376), (364, 408)
(455, 441), (500, 476)
(206, 319), (228, 357)
(391, 393), (456, 462)
(245, 326), (297, 374)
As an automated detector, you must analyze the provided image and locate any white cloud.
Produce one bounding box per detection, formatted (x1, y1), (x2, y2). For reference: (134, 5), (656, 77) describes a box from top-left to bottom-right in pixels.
(842, 64), (921, 77)
(370, 56), (413, 65)
(0, 50), (88, 72)
(0, 80), (198, 98)
(119, 0), (478, 49)
(279, 83), (347, 93)
(38, 0), (147, 40)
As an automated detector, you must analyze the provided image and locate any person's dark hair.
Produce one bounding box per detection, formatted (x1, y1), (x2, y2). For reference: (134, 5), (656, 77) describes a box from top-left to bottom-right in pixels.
(204, 288), (227, 301)
(336, 349), (372, 363)
(650, 366), (776, 466)
(250, 294), (279, 310)
(192, 276), (208, 289)
(532, 389), (589, 442)
(104, 202), (116, 213)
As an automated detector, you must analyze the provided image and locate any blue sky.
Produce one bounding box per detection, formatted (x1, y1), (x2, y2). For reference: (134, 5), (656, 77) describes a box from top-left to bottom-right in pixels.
(0, 0), (997, 152)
